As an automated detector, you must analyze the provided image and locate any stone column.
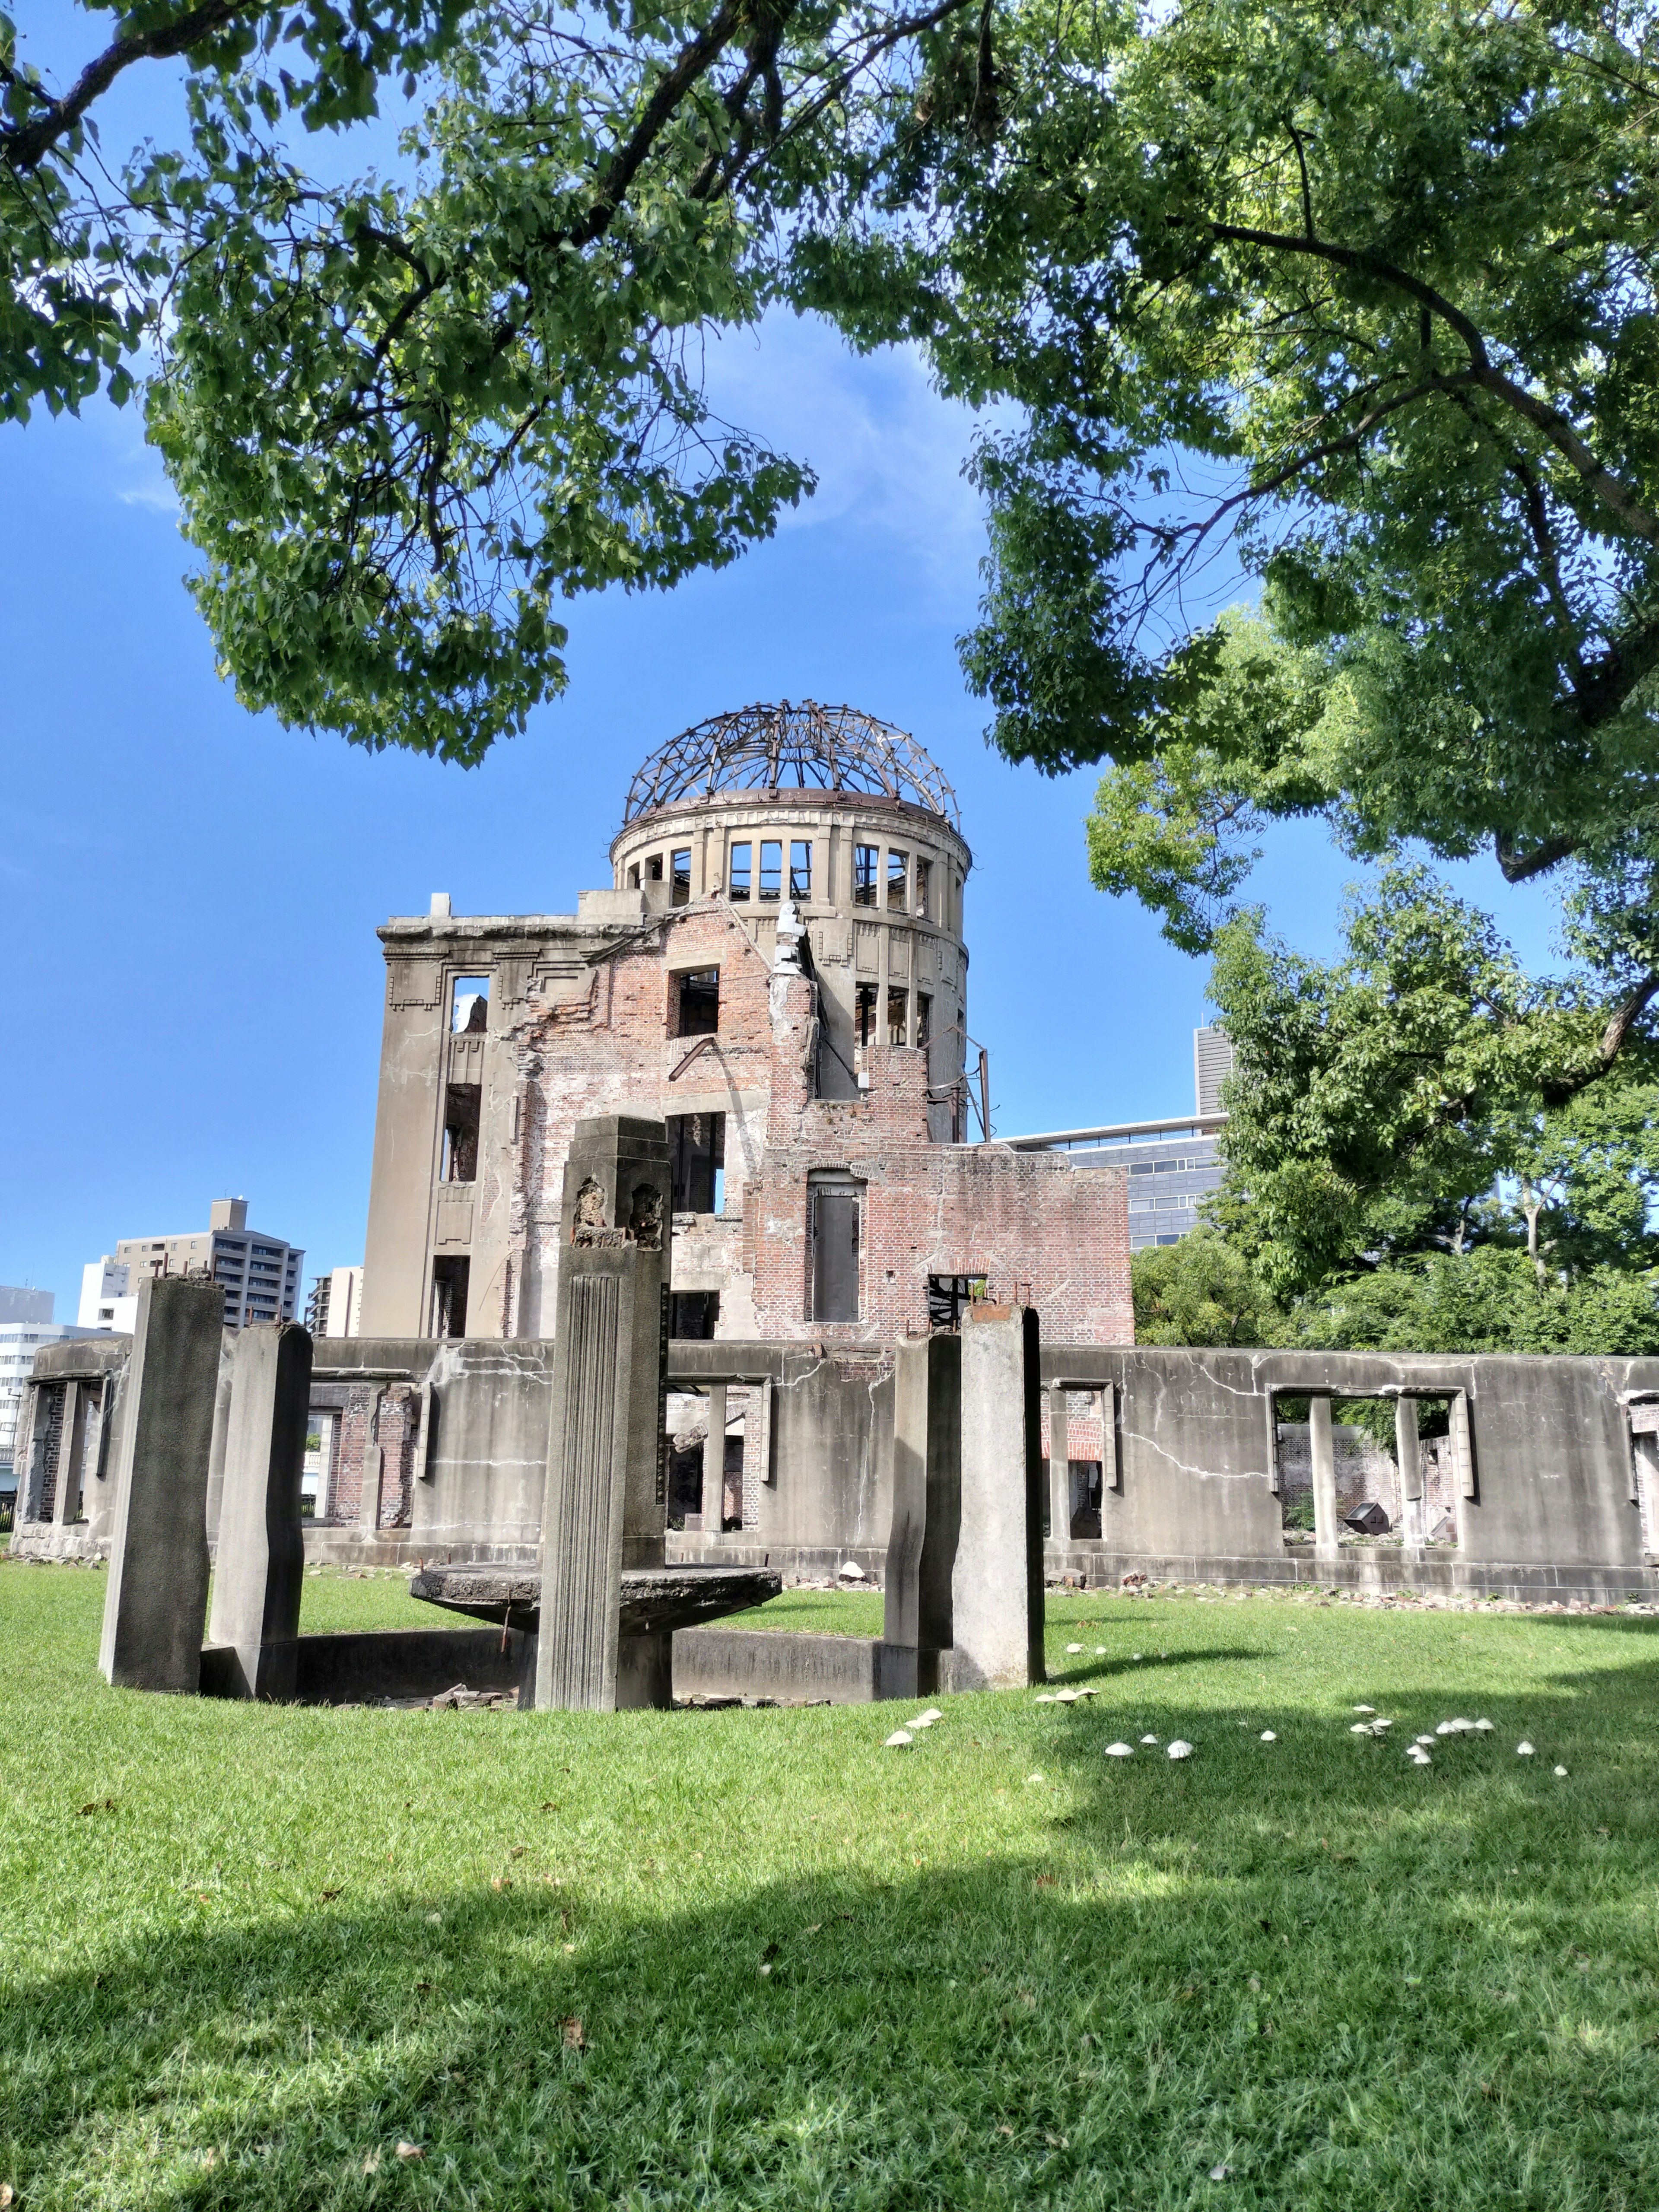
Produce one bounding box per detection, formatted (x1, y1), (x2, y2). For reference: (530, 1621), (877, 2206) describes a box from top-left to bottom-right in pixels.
(536, 1114), (672, 1711)
(51, 1381), (84, 1529)
(11, 1382), (41, 1523)
(947, 1304), (1045, 1691)
(1309, 1392), (1339, 1563)
(697, 1382), (726, 1533)
(207, 1322), (312, 1699)
(82, 1372), (122, 1548)
(1047, 1386), (1070, 1546)
(203, 1330), (236, 1546)
(1395, 1395), (1423, 1553)
(99, 1276), (224, 1693)
(880, 1333), (960, 1699)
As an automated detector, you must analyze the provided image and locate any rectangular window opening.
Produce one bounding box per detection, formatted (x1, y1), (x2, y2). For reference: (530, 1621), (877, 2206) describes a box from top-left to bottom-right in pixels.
(759, 840), (782, 902)
(789, 840), (812, 900)
(668, 1112), (726, 1213)
(451, 975), (489, 1034)
(887, 849), (909, 912)
(855, 982), (878, 1048)
(669, 1290), (720, 1339)
(441, 1084), (481, 1183)
(626, 863), (640, 889)
(646, 853), (664, 883)
(887, 985), (908, 1047)
(915, 856), (932, 918)
(429, 1255), (470, 1340)
(728, 841), (751, 902)
(854, 844), (878, 906)
(916, 992), (932, 1049)
(927, 1273), (988, 1332)
(676, 967), (720, 1037)
(671, 848), (692, 906)
(1068, 1459), (1104, 1539)
(809, 1174), (862, 1323)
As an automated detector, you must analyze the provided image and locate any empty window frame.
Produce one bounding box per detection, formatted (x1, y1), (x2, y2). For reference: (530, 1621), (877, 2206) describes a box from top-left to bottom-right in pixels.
(887, 985), (908, 1046)
(789, 839), (812, 900)
(808, 1174), (862, 1323)
(669, 1290), (720, 1339)
(429, 1255), (469, 1339)
(451, 975), (489, 1034)
(671, 848), (692, 906)
(646, 854), (664, 884)
(916, 992), (932, 1049)
(854, 843), (879, 906)
(927, 1273), (988, 1331)
(728, 840), (752, 901)
(855, 982), (878, 1047)
(441, 1084), (481, 1182)
(887, 849), (909, 911)
(759, 840), (783, 902)
(626, 863), (640, 889)
(668, 1112), (725, 1214)
(1068, 1459), (1104, 1539)
(675, 967), (720, 1037)
(915, 856), (932, 918)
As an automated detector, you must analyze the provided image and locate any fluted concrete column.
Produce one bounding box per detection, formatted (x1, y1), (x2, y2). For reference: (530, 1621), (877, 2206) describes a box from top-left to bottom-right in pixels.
(1047, 1387), (1070, 1544)
(1309, 1392), (1339, 1562)
(99, 1276), (223, 1692)
(947, 1304), (1045, 1692)
(51, 1382), (84, 1528)
(207, 1322), (312, 1700)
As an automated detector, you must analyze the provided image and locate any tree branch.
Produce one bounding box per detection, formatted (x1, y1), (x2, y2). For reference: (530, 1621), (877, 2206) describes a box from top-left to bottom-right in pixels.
(2, 0), (251, 175)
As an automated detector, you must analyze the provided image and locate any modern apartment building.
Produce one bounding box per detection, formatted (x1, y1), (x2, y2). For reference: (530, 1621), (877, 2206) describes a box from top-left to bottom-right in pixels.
(305, 1264), (363, 1338)
(87, 1198), (304, 1332)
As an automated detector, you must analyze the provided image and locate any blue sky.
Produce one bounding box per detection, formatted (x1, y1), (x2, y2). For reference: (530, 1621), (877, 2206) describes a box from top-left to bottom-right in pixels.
(0, 23), (1563, 1316)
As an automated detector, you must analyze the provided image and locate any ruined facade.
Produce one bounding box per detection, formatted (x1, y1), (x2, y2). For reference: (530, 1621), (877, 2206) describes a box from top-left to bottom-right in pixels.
(359, 702), (1134, 1355)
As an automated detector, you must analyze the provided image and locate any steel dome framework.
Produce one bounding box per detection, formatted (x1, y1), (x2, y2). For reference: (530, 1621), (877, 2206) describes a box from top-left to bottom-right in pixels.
(622, 701), (962, 831)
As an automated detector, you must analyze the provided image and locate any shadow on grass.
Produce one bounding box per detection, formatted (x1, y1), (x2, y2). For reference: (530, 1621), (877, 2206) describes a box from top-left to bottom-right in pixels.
(5, 1672), (1659, 2211)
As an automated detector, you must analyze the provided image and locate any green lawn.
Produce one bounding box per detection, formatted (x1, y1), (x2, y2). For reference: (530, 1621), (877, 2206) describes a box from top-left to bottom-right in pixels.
(2, 1564), (1657, 2210)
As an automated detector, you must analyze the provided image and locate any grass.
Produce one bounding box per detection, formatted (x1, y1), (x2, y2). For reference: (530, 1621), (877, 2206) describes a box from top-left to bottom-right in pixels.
(2, 1564), (1657, 2209)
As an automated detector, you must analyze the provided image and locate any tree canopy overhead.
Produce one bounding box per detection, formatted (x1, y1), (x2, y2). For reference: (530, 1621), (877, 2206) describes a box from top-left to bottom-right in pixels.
(11, 0), (1659, 808)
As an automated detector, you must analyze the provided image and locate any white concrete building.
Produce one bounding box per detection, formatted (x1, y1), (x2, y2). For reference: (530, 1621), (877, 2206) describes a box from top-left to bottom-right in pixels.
(78, 1259), (137, 1332)
(305, 1263), (363, 1338)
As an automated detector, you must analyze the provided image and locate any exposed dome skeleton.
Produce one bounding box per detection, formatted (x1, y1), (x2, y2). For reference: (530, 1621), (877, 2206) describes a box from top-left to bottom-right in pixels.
(622, 701), (962, 830)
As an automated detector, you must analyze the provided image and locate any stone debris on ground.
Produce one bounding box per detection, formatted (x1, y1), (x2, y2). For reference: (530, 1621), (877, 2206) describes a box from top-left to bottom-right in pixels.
(430, 1683), (513, 1711)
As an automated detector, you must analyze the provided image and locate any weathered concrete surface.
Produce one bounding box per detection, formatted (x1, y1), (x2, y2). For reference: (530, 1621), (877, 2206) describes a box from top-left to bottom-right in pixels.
(881, 1333), (960, 1694)
(98, 1278), (224, 1691)
(201, 1627), (528, 1703)
(8, 1336), (129, 1563)
(949, 1306), (1045, 1691)
(672, 1626), (908, 1704)
(203, 1330), (236, 1546)
(207, 1322), (313, 1699)
(410, 1561), (780, 1635)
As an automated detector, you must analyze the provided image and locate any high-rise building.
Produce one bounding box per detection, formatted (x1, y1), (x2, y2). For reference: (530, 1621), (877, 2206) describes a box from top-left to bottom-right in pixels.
(86, 1198), (304, 1332)
(1194, 1024), (1236, 1116)
(306, 1264), (362, 1338)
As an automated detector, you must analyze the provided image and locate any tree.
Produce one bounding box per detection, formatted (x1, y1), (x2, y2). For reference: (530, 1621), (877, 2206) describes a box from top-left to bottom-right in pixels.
(1130, 1226), (1280, 1348)
(1204, 864), (1659, 1297)
(3, 0), (969, 757)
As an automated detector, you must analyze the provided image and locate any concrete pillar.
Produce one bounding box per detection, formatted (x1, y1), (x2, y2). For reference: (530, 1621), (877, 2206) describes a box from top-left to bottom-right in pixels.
(203, 1329), (236, 1545)
(700, 1382), (726, 1532)
(83, 1375), (120, 1548)
(948, 1305), (1045, 1691)
(357, 1441), (385, 1531)
(880, 1333), (960, 1698)
(12, 1382), (41, 1522)
(99, 1276), (224, 1692)
(1047, 1386), (1069, 1544)
(1395, 1395), (1423, 1551)
(51, 1381), (84, 1528)
(1309, 1392), (1339, 1561)
(207, 1322), (312, 1699)
(537, 1113), (673, 1712)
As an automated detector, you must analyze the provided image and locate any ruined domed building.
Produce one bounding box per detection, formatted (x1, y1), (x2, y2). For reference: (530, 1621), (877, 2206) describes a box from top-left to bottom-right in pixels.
(359, 702), (1133, 1359)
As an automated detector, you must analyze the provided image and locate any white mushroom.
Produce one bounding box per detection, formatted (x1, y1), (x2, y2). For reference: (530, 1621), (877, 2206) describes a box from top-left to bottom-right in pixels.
(1105, 1742), (1134, 1758)
(1167, 1739), (1194, 1760)
(1140, 1734), (1159, 1745)
(883, 1729), (913, 1748)
(1259, 1730), (1277, 1742)
(1516, 1741), (1535, 1756)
